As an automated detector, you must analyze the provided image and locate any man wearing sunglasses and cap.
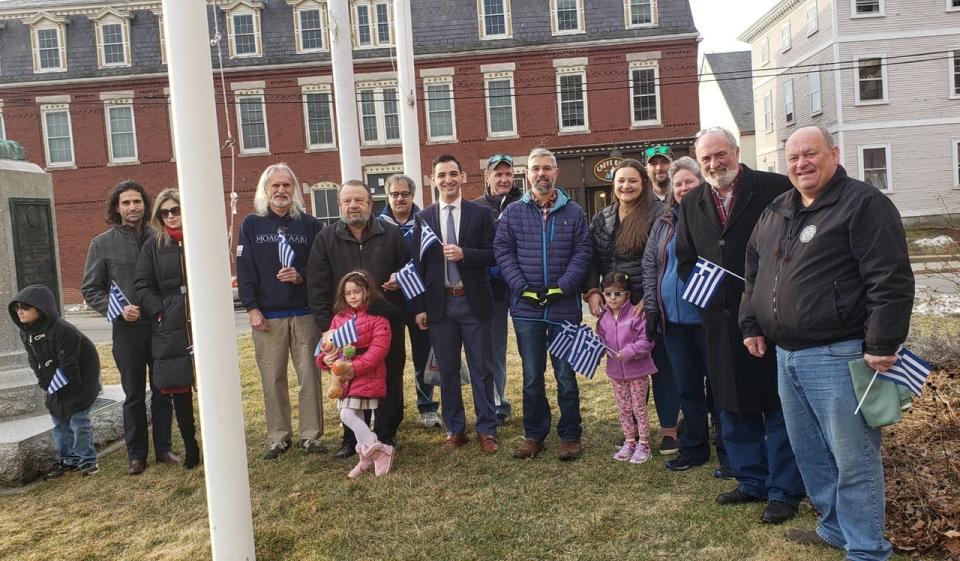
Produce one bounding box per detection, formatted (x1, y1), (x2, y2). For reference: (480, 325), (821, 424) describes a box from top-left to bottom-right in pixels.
(474, 153), (523, 426)
(645, 144), (674, 204)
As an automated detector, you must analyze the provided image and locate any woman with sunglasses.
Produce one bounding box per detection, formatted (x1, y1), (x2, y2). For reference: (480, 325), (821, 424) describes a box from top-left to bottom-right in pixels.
(583, 158), (681, 456)
(134, 189), (200, 469)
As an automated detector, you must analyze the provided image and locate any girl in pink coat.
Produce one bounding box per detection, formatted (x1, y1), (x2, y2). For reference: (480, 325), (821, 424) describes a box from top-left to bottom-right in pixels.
(595, 272), (658, 464)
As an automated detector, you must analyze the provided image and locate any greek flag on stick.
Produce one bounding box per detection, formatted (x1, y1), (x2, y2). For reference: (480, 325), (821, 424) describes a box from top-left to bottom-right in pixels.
(682, 257), (736, 309)
(331, 315), (359, 348)
(420, 222), (439, 260)
(396, 260), (426, 300)
(277, 231), (295, 268)
(106, 280), (130, 323)
(547, 321), (579, 361)
(47, 368), (68, 394)
(567, 325), (607, 380)
(878, 348), (932, 396)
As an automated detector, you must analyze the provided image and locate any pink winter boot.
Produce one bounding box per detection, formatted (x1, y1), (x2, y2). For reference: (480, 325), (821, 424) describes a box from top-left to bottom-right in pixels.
(372, 443), (395, 476)
(347, 442), (380, 479)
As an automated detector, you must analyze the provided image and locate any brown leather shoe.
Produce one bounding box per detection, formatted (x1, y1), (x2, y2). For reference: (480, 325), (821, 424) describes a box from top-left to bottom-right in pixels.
(477, 433), (499, 454)
(128, 459), (146, 475)
(443, 432), (469, 449)
(156, 451), (182, 465)
(558, 439), (583, 461)
(512, 438), (543, 459)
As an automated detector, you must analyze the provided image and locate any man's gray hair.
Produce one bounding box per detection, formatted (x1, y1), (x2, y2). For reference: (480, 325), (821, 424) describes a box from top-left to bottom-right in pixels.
(385, 174), (417, 195)
(667, 156), (705, 184)
(694, 127), (739, 152)
(528, 146), (557, 166)
(813, 126), (836, 149)
(254, 163), (306, 217)
(338, 179), (373, 201)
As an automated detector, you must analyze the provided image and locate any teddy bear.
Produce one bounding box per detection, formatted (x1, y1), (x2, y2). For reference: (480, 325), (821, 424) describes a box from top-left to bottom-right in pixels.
(319, 330), (355, 399)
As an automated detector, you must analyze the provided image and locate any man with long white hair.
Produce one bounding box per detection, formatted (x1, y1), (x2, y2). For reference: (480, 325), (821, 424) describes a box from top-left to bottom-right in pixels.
(237, 163), (325, 460)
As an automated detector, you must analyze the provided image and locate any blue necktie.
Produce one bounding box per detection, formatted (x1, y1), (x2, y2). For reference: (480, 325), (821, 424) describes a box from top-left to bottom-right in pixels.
(445, 205), (461, 286)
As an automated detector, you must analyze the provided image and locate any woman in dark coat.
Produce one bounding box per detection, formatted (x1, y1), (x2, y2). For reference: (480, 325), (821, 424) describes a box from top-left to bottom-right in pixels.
(583, 158), (680, 454)
(134, 189), (200, 469)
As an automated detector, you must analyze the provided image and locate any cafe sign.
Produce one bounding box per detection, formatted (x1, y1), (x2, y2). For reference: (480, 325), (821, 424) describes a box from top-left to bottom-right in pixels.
(593, 157), (623, 182)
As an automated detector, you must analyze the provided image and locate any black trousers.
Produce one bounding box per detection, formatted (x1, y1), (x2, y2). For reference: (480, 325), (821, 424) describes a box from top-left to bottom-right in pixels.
(342, 315), (406, 447)
(113, 322), (173, 461)
(170, 392), (199, 462)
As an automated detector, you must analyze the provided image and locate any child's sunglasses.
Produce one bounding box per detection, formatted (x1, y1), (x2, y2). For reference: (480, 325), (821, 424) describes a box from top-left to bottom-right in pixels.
(602, 291), (627, 298)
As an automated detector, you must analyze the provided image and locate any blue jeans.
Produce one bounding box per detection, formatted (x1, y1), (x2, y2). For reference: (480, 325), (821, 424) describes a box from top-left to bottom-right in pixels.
(405, 313), (437, 414)
(490, 297), (512, 418)
(650, 342), (680, 429)
(778, 339), (892, 561)
(512, 318), (582, 442)
(721, 408), (805, 507)
(52, 405), (97, 467)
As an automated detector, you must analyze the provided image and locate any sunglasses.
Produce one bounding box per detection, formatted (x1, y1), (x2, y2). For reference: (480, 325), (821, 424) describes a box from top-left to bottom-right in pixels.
(159, 206), (181, 219)
(602, 291), (627, 298)
(488, 154), (514, 166)
(388, 191), (412, 199)
(15, 303), (34, 311)
(644, 145), (671, 159)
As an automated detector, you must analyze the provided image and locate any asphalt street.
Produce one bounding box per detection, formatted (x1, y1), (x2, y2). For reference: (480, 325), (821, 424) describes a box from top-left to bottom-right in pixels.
(67, 308), (252, 345)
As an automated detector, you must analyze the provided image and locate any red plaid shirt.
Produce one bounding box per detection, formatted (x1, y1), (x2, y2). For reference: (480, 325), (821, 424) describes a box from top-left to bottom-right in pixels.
(532, 190), (558, 223)
(710, 166), (742, 227)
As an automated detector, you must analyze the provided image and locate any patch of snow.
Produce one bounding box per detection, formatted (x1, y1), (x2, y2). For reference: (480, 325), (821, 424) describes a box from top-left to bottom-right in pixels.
(913, 285), (960, 316)
(912, 235), (955, 248)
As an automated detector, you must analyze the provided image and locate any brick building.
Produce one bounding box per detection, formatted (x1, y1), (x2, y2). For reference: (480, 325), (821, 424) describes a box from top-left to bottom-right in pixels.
(0, 0), (700, 304)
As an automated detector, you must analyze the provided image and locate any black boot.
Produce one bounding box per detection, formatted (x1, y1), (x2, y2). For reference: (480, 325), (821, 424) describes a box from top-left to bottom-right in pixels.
(173, 392), (201, 469)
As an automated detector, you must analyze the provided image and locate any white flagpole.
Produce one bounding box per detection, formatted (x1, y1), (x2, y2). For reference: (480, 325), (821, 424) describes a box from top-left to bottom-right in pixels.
(161, 1), (256, 558)
(853, 369), (880, 416)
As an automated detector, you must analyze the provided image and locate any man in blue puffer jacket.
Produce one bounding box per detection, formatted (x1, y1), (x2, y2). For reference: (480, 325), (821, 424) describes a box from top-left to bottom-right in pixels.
(494, 147), (593, 461)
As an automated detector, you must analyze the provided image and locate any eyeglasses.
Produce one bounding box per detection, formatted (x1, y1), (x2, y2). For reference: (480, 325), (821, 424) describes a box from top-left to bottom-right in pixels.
(15, 303), (34, 311)
(644, 145), (671, 159)
(388, 192), (412, 200)
(602, 291), (627, 298)
(159, 206), (181, 219)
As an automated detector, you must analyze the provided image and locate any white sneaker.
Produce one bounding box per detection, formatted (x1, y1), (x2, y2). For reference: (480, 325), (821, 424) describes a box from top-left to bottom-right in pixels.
(419, 411), (442, 428)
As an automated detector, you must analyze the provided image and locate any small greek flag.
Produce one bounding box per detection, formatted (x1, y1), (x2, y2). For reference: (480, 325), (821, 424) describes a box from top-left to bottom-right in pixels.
(47, 368), (68, 394)
(567, 325), (606, 380)
(396, 260), (426, 300)
(420, 221), (439, 260)
(331, 315), (359, 348)
(277, 231), (295, 268)
(682, 257), (730, 309)
(107, 280), (130, 323)
(547, 321), (578, 361)
(878, 348), (932, 396)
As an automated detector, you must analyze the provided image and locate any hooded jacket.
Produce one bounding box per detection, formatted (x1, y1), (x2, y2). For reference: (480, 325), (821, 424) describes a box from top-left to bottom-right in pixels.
(595, 301), (657, 381)
(9, 285), (101, 421)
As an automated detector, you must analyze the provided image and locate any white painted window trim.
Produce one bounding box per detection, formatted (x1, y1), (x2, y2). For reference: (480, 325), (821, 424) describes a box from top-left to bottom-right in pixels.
(484, 71), (518, 138)
(31, 23), (67, 73)
(624, 0), (657, 29)
(294, 1), (329, 53)
(157, 14), (166, 65)
(948, 0), (960, 12)
(857, 143), (892, 192)
(351, 0), (394, 49)
(952, 138), (960, 188)
(949, 48), (960, 99)
(234, 90), (270, 155)
(356, 80), (401, 146)
(628, 60), (661, 128)
(780, 22), (791, 53)
(854, 54), (888, 106)
(40, 103), (75, 168)
(477, 0), (513, 40)
(850, 0), (884, 18)
(94, 16), (131, 69)
(310, 181), (341, 222)
(550, 0), (585, 36)
(301, 83), (337, 150)
(762, 90), (773, 132)
(759, 37), (770, 67)
(555, 66), (589, 133)
(805, 1), (818, 36)
(104, 101), (139, 164)
(227, 7), (263, 58)
(783, 79), (795, 125)
(423, 75), (458, 143)
(164, 87), (176, 161)
(0, 103), (6, 140)
(809, 66), (822, 115)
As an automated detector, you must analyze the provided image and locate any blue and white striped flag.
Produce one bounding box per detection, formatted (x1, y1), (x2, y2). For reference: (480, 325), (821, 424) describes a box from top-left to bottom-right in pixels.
(396, 260), (426, 300)
(331, 315), (359, 348)
(106, 280), (130, 323)
(547, 321), (578, 361)
(420, 222), (439, 260)
(277, 231), (295, 268)
(878, 348), (932, 396)
(682, 257), (730, 309)
(566, 324), (606, 380)
(47, 368), (68, 394)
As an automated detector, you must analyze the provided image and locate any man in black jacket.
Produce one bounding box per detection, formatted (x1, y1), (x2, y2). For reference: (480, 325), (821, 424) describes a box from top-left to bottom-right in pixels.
(676, 127), (804, 524)
(741, 126), (914, 560)
(307, 180), (410, 458)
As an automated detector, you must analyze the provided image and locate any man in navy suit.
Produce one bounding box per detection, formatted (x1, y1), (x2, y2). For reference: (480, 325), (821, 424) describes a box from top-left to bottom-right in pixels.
(414, 154), (499, 453)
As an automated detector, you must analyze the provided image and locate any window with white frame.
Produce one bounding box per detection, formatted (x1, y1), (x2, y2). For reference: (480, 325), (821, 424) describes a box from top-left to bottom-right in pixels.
(949, 0), (960, 11)
(479, 0), (512, 39)
(105, 102), (138, 163)
(625, 0), (655, 27)
(806, 2), (818, 35)
(950, 50), (960, 98)
(759, 37), (770, 66)
(356, 81), (400, 145)
(762, 91), (772, 132)
(780, 23), (791, 52)
(93, 14), (131, 68)
(783, 80), (795, 124)
(424, 76), (457, 142)
(484, 73), (516, 137)
(856, 56), (887, 103)
(353, 1), (393, 48)
(310, 182), (341, 225)
(294, 3), (328, 53)
(629, 61), (659, 126)
(953, 139), (960, 187)
(859, 144), (891, 190)
(236, 91), (269, 153)
(552, 0), (584, 35)
(40, 105), (74, 167)
(809, 66), (822, 114)
(556, 67), (588, 132)
(227, 7), (262, 58)
(31, 23), (66, 72)
(852, 0), (883, 17)
(302, 85), (336, 149)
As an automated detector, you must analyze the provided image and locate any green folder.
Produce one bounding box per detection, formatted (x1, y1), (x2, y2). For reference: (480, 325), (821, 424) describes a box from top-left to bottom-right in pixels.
(849, 358), (914, 428)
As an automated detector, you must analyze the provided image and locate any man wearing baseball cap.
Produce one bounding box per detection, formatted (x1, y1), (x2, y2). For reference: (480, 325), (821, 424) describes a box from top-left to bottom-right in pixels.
(645, 144), (674, 204)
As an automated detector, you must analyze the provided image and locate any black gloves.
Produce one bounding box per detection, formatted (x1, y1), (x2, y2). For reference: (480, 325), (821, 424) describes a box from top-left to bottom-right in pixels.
(645, 310), (661, 341)
(542, 285), (564, 305)
(520, 285), (564, 307)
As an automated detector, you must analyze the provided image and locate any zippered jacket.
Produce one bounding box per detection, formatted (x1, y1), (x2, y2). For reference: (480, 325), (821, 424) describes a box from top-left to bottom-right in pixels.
(316, 302), (393, 399)
(81, 224), (154, 324)
(595, 301), (657, 381)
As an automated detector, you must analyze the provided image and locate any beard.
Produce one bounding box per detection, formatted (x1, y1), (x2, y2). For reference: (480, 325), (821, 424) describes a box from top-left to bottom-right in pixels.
(655, 176), (671, 190)
(704, 167), (739, 189)
(531, 179), (554, 195)
(343, 211), (371, 228)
